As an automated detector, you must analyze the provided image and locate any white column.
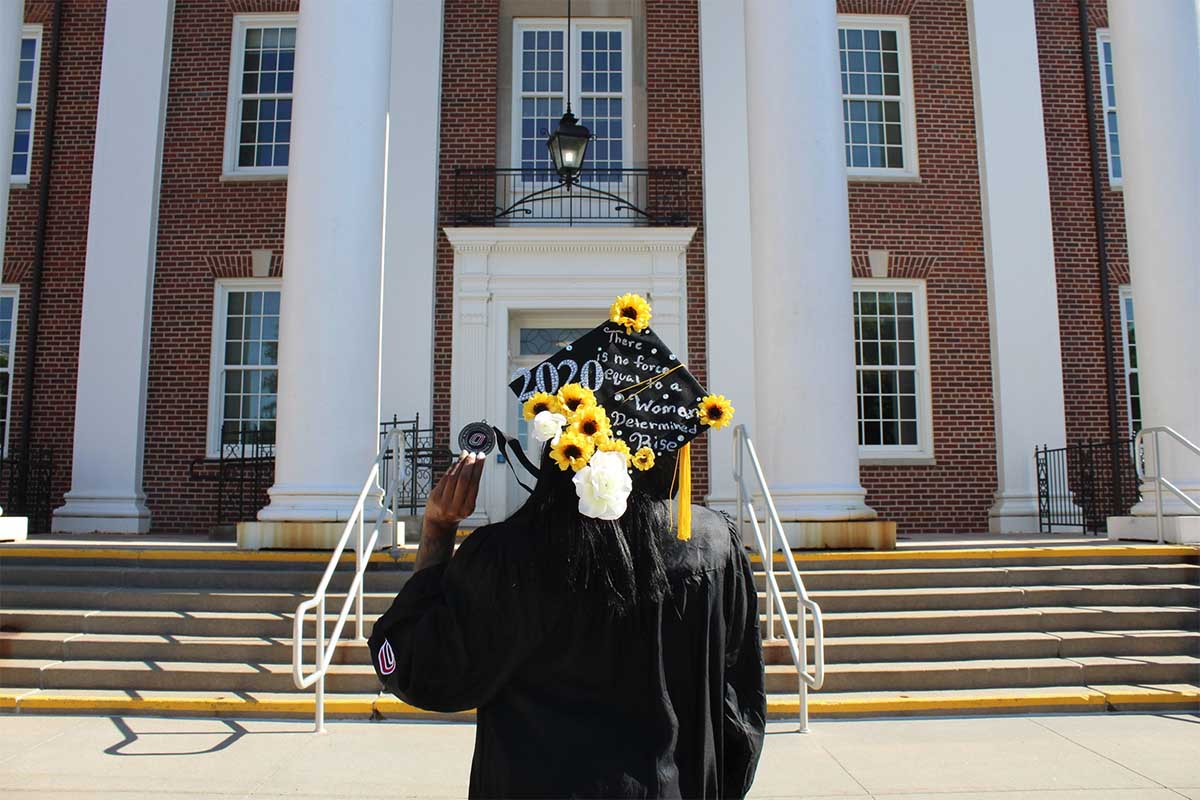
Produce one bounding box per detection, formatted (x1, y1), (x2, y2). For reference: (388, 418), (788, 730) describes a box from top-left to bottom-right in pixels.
(52, 1), (174, 534)
(698, 0), (757, 512)
(966, 0), (1068, 534)
(380, 0), (442, 426)
(257, 0), (391, 524)
(1107, 0), (1200, 541)
(743, 0), (875, 531)
(0, 0), (24, 275)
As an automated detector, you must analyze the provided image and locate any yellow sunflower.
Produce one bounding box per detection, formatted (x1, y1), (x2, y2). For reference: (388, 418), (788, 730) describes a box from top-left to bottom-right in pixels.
(569, 405), (612, 442)
(631, 446), (656, 471)
(549, 430), (595, 472)
(697, 394), (735, 429)
(557, 383), (597, 415)
(522, 391), (562, 421)
(610, 293), (652, 334)
(597, 436), (632, 467)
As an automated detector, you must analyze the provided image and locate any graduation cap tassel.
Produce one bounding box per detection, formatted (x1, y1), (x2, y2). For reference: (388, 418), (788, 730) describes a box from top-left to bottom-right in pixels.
(676, 443), (692, 541)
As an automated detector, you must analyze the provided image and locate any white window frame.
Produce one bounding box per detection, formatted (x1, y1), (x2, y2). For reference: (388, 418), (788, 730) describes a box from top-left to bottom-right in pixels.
(11, 25), (42, 185)
(1096, 28), (1122, 188)
(206, 278), (281, 457)
(222, 14), (297, 179)
(0, 285), (19, 455)
(509, 17), (633, 174)
(1118, 285), (1139, 434)
(853, 278), (934, 462)
(838, 14), (920, 181)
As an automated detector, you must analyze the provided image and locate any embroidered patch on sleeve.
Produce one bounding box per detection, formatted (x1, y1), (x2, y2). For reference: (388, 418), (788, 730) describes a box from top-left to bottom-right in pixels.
(377, 639), (396, 675)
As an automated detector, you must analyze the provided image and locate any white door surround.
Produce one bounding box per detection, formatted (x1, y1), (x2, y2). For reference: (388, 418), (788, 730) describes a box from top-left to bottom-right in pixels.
(444, 226), (696, 526)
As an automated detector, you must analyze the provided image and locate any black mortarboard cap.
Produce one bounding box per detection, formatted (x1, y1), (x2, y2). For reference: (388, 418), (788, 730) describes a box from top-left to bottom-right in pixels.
(508, 320), (709, 457)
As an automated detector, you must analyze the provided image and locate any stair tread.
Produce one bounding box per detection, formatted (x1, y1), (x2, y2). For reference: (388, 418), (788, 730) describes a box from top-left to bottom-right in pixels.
(764, 653), (1200, 674)
(0, 657), (378, 675)
(765, 683), (1200, 703)
(761, 629), (1200, 647)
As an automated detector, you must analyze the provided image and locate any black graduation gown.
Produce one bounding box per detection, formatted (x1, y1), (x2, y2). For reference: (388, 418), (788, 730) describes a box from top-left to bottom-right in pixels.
(368, 504), (766, 799)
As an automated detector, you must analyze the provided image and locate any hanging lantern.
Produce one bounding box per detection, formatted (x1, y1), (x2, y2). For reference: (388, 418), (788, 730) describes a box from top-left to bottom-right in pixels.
(547, 110), (591, 183)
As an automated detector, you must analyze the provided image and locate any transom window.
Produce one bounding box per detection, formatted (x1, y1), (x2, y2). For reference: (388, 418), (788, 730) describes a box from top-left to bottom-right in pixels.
(1097, 29), (1121, 186)
(224, 15), (296, 176)
(1119, 286), (1139, 433)
(511, 19), (630, 179)
(0, 288), (18, 454)
(853, 280), (933, 459)
(209, 281), (280, 455)
(11, 27), (41, 182)
(838, 16), (918, 178)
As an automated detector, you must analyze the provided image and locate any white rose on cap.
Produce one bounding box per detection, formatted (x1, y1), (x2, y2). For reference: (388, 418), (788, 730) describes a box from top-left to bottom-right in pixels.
(573, 450), (634, 521)
(530, 409), (567, 445)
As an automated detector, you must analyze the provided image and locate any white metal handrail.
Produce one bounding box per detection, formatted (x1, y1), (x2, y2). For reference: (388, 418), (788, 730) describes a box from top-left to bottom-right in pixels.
(1134, 425), (1200, 545)
(732, 424), (825, 733)
(292, 428), (404, 733)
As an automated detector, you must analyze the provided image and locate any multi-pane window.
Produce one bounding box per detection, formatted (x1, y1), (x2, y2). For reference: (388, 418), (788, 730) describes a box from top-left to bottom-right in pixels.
(838, 17), (917, 176)
(0, 290), (17, 454)
(1097, 30), (1121, 185)
(579, 29), (624, 174)
(226, 16), (296, 174)
(853, 280), (932, 457)
(11, 28), (40, 181)
(1119, 287), (1140, 433)
(512, 19), (630, 180)
(211, 282), (280, 454)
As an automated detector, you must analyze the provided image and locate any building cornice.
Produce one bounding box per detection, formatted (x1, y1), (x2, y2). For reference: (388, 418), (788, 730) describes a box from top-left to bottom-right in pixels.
(443, 226), (697, 256)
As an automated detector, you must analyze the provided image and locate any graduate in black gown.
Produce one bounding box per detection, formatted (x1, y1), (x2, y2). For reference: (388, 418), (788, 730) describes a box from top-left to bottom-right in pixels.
(369, 294), (765, 799)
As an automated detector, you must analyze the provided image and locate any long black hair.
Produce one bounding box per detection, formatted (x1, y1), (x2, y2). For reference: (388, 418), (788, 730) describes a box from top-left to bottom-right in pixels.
(509, 445), (679, 615)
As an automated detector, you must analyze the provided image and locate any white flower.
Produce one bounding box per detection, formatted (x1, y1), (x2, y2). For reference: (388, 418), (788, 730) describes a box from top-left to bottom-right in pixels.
(531, 409), (567, 444)
(573, 450), (633, 520)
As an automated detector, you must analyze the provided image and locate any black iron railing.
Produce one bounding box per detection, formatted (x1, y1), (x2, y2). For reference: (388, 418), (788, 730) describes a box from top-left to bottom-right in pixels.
(380, 414), (454, 516)
(1036, 438), (1141, 533)
(452, 166), (690, 226)
(0, 446), (54, 533)
(190, 428), (275, 526)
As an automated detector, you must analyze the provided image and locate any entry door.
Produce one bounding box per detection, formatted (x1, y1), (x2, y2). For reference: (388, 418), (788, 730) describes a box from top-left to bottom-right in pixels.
(505, 316), (592, 514)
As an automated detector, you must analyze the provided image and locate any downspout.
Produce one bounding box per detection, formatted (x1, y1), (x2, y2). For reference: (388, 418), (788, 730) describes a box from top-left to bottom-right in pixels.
(17, 0), (62, 495)
(1076, 0), (1123, 505)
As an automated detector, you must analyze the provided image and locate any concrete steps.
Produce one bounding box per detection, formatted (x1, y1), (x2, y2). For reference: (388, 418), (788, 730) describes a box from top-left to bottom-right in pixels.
(0, 541), (1197, 719)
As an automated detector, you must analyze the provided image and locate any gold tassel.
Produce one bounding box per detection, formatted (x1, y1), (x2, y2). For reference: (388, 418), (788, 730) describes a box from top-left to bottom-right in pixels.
(677, 442), (692, 541)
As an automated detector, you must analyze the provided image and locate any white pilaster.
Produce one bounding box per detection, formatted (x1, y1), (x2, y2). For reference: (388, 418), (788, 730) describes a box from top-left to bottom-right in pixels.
(0, 1), (24, 275)
(53, 1), (174, 534)
(966, 0), (1068, 534)
(743, 0), (875, 529)
(1107, 0), (1200, 541)
(698, 0), (757, 513)
(258, 0), (392, 523)
(380, 0), (442, 426)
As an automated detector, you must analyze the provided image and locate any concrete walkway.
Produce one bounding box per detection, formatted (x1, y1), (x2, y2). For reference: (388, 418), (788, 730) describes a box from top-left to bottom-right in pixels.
(0, 713), (1197, 798)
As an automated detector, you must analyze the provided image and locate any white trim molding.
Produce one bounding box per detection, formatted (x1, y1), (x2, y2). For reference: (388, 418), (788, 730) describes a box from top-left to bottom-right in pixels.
(838, 14), (920, 181)
(444, 225), (695, 525)
(852, 277), (935, 463)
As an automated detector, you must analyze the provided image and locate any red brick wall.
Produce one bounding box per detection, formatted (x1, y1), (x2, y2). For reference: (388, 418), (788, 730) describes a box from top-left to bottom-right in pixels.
(645, 0), (707, 501)
(2, 1), (105, 531)
(1034, 0), (1131, 446)
(143, 0), (295, 532)
(842, 0), (997, 533)
(431, 0), (500, 467)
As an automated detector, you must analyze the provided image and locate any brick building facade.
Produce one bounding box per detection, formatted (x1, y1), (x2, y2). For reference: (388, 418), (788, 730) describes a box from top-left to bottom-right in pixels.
(0, 0), (1149, 538)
